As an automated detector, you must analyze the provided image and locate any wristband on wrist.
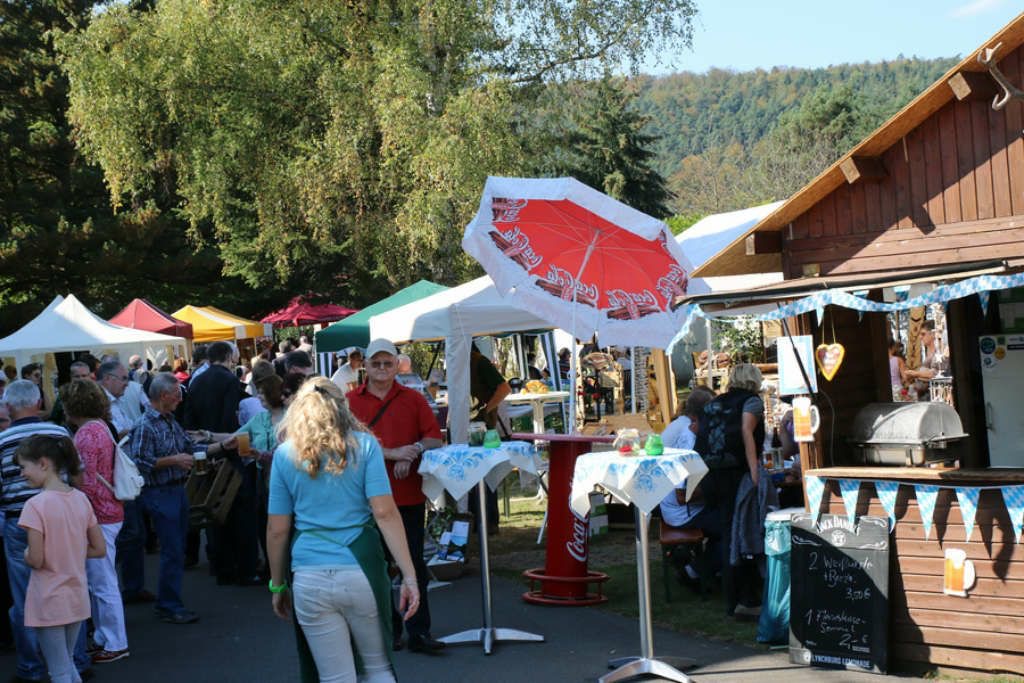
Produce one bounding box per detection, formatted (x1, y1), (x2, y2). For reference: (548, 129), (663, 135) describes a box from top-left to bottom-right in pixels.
(268, 579), (288, 593)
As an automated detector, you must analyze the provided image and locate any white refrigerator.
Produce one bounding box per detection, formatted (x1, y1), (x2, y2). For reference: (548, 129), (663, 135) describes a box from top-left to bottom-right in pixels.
(979, 334), (1024, 467)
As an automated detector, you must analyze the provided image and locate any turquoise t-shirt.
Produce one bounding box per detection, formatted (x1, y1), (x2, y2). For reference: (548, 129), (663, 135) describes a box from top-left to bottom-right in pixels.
(240, 410), (278, 453)
(268, 431), (392, 569)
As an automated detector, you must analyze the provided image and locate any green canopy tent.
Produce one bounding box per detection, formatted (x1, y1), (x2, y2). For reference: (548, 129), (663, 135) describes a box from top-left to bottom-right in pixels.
(314, 280), (449, 354)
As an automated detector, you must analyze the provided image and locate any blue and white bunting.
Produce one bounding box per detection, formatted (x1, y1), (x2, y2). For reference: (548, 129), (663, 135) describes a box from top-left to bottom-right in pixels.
(790, 478), (1024, 544)
(914, 485), (940, 540)
(955, 487), (980, 541)
(839, 478), (861, 525)
(978, 290), (990, 317)
(805, 475), (826, 526)
(1002, 486), (1024, 543)
(667, 271), (1024, 355)
(875, 480), (900, 529)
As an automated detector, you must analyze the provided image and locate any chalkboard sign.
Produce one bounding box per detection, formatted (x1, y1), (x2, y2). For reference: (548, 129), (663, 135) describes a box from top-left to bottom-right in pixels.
(789, 513), (889, 674)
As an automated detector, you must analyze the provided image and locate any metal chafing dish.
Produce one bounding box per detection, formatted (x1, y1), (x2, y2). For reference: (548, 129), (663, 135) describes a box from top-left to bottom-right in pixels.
(849, 402), (968, 466)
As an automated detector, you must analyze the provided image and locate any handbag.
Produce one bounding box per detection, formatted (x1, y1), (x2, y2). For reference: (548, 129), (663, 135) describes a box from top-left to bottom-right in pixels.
(94, 425), (145, 501)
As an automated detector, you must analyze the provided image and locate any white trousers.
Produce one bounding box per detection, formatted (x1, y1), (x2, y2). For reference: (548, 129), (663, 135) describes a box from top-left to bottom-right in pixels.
(86, 522), (128, 651)
(293, 568), (395, 683)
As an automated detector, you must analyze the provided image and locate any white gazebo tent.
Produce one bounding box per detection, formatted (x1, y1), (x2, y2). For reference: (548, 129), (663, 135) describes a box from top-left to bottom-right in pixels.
(0, 294), (188, 370)
(368, 276), (556, 444)
(678, 201), (786, 297)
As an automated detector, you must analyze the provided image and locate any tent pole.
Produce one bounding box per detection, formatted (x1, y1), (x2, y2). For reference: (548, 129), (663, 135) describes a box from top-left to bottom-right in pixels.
(631, 346), (637, 414)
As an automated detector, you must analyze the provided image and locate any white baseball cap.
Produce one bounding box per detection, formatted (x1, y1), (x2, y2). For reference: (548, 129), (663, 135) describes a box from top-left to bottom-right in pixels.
(365, 338), (398, 359)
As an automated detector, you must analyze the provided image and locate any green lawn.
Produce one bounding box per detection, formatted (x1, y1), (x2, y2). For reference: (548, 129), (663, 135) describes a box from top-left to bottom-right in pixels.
(480, 492), (759, 645)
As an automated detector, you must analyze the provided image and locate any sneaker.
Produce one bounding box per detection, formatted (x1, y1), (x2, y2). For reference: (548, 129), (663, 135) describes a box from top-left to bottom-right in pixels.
(732, 603), (762, 619)
(86, 641), (103, 656)
(158, 609), (199, 624)
(92, 649), (130, 664)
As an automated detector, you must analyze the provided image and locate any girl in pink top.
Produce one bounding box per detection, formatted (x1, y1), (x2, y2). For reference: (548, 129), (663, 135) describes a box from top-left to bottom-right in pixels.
(17, 435), (106, 683)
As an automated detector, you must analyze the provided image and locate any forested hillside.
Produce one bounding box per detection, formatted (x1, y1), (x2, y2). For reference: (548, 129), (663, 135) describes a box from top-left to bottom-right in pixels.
(632, 57), (959, 216)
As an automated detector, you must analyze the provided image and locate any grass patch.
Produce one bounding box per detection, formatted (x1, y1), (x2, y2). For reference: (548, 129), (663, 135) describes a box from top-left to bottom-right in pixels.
(481, 492), (761, 645)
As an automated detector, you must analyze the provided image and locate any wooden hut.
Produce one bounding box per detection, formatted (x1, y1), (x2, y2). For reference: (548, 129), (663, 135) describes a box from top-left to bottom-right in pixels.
(690, 12), (1024, 678)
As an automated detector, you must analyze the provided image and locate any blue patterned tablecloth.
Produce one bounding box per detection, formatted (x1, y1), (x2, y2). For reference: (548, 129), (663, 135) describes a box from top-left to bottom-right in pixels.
(419, 441), (541, 505)
(570, 448), (708, 517)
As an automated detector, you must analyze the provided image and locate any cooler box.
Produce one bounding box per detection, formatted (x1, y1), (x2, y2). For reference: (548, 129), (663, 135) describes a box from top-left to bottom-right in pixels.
(757, 507), (803, 644)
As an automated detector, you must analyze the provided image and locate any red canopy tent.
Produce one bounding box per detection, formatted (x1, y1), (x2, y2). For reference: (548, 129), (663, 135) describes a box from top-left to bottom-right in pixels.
(110, 298), (194, 339)
(261, 296), (357, 328)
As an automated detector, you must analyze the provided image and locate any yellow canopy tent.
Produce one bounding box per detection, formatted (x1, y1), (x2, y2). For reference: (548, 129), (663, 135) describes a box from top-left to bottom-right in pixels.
(172, 306), (270, 343)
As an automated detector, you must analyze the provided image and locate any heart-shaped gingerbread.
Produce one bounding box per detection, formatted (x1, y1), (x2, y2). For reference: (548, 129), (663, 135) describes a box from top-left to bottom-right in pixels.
(815, 343), (845, 381)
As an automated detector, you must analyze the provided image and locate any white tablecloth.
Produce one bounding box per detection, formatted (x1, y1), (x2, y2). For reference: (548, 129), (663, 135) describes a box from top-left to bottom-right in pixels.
(569, 448), (709, 517)
(419, 441), (541, 504)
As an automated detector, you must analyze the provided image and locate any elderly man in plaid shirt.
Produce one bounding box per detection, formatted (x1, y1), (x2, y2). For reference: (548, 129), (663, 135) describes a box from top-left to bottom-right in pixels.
(128, 373), (199, 625)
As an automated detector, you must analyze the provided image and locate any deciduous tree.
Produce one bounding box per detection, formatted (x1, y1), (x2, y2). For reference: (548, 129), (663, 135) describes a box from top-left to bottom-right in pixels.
(57, 0), (698, 298)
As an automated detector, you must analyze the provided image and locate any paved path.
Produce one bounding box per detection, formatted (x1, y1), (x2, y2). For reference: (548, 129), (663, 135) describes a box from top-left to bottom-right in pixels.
(0, 558), (918, 682)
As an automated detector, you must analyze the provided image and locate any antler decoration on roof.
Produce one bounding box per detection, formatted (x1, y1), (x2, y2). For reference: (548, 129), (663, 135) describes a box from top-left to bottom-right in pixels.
(978, 42), (1024, 111)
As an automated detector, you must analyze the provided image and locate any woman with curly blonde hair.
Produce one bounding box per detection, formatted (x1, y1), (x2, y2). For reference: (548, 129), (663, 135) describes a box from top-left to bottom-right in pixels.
(266, 376), (419, 683)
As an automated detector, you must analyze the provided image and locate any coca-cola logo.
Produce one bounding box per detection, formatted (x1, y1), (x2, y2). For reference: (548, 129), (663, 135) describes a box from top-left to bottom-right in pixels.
(491, 197), (528, 223)
(565, 502), (589, 563)
(656, 264), (689, 304)
(606, 288), (660, 320)
(545, 265), (598, 302)
(493, 226), (542, 269)
(607, 288), (657, 308)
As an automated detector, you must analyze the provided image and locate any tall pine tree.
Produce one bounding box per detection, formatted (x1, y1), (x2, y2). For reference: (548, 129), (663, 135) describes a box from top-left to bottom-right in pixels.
(563, 76), (675, 218)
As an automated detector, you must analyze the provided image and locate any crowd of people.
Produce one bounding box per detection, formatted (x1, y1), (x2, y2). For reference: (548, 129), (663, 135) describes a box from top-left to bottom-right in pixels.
(0, 334), (445, 682)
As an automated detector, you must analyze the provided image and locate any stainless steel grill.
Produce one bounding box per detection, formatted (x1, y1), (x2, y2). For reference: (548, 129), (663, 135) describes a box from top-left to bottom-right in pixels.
(849, 402), (968, 466)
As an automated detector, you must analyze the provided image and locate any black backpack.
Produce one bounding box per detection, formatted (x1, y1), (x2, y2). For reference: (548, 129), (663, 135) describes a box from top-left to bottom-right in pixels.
(694, 389), (763, 470)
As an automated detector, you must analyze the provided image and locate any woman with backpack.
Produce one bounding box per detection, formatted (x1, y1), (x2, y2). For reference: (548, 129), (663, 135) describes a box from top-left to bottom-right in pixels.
(60, 379), (130, 664)
(693, 363), (766, 619)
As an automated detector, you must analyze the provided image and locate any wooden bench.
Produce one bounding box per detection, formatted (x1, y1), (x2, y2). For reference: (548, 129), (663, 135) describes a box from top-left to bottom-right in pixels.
(659, 519), (709, 602)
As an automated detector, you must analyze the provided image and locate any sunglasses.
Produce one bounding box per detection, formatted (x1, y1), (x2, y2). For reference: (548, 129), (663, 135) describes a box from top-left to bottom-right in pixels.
(369, 361), (394, 369)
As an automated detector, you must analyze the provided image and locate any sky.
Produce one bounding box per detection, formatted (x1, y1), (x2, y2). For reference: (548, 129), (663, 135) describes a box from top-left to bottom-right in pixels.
(648, 0), (1022, 74)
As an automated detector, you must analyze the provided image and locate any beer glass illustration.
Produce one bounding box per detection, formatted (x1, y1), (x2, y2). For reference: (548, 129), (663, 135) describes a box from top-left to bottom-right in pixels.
(792, 396), (820, 443)
(943, 548), (976, 597)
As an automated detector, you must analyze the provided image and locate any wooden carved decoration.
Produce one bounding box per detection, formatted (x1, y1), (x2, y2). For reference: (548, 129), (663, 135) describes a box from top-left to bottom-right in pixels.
(978, 42), (1024, 110)
(815, 343), (845, 381)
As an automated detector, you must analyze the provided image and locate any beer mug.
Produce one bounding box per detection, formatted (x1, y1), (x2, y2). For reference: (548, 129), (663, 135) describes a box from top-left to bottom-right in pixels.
(792, 396), (820, 443)
(468, 422), (487, 447)
(193, 450), (209, 476)
(943, 548), (976, 597)
(236, 432), (252, 456)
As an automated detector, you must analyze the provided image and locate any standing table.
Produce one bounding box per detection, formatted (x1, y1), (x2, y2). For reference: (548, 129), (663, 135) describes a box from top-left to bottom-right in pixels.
(512, 433), (614, 606)
(570, 449), (708, 683)
(419, 442), (545, 654)
(502, 390), (570, 434)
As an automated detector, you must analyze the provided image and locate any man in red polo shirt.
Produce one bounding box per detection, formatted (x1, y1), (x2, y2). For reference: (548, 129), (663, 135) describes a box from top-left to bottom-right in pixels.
(347, 338), (444, 654)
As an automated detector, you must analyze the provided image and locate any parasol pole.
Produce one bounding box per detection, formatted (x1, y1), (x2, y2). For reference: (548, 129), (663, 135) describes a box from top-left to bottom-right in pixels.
(567, 232), (601, 433)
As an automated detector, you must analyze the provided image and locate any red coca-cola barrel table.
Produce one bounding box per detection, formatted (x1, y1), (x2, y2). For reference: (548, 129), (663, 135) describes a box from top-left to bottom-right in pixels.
(511, 432), (613, 606)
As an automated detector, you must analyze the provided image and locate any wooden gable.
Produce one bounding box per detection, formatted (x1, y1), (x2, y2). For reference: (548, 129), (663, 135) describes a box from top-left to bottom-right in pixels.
(783, 44), (1024, 279)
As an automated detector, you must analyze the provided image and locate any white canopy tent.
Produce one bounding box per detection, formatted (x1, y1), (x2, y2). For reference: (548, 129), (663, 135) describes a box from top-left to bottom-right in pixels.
(0, 294), (188, 369)
(678, 201), (786, 298)
(368, 276), (556, 444)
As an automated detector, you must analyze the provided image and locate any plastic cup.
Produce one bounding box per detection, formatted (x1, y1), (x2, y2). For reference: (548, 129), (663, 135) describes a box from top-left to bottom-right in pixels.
(236, 432), (252, 456)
